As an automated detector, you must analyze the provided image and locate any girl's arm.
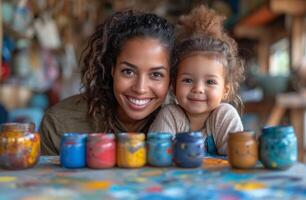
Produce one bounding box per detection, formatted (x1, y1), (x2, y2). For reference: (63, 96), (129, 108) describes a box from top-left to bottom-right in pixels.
(148, 104), (189, 135)
(207, 103), (243, 155)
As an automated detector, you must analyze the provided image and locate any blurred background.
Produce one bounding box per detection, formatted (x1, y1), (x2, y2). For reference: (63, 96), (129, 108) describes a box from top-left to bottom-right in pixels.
(0, 0), (306, 160)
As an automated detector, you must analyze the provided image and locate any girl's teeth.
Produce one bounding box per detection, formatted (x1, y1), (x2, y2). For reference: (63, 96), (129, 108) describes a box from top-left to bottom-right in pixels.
(129, 98), (151, 106)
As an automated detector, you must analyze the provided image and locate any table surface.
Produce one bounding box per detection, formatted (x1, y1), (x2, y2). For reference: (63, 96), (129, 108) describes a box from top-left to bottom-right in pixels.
(0, 156), (306, 200)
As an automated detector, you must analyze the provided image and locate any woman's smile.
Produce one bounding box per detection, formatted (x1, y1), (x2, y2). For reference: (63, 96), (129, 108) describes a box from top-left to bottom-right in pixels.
(126, 96), (153, 109)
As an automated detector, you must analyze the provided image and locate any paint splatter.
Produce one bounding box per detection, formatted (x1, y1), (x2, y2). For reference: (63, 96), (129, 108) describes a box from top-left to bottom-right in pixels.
(234, 182), (266, 191)
(203, 157), (229, 170)
(83, 180), (112, 190)
(0, 176), (16, 182)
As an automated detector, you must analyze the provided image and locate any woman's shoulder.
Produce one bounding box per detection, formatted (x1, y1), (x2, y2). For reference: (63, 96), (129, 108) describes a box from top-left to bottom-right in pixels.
(45, 94), (88, 116)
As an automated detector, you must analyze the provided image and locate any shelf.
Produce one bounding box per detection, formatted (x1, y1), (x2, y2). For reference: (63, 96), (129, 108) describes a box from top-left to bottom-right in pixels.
(236, 3), (280, 28)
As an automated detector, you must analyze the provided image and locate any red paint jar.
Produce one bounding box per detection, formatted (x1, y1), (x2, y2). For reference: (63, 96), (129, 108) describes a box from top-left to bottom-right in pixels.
(86, 133), (116, 168)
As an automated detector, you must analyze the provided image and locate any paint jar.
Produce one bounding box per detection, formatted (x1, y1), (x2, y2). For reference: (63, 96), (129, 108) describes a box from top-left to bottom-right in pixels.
(87, 133), (116, 168)
(117, 133), (146, 168)
(228, 131), (258, 169)
(0, 123), (40, 170)
(147, 132), (173, 167)
(259, 125), (297, 169)
(174, 131), (205, 168)
(60, 133), (87, 168)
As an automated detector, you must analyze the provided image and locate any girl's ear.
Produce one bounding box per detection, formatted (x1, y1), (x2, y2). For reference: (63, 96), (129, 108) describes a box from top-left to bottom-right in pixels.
(222, 84), (231, 101)
(111, 67), (114, 77)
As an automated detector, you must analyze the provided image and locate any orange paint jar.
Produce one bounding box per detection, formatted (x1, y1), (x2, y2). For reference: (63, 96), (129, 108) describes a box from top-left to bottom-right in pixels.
(0, 123), (40, 170)
(228, 131), (258, 169)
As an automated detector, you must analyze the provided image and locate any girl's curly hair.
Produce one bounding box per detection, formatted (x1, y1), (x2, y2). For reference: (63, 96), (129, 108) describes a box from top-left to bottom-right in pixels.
(172, 5), (245, 113)
(80, 9), (174, 125)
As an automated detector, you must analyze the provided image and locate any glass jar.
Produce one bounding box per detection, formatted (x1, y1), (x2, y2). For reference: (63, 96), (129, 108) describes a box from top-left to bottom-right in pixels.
(60, 133), (87, 168)
(87, 133), (116, 168)
(228, 131), (258, 169)
(117, 133), (146, 168)
(0, 123), (40, 170)
(147, 132), (173, 167)
(259, 125), (297, 169)
(174, 131), (204, 168)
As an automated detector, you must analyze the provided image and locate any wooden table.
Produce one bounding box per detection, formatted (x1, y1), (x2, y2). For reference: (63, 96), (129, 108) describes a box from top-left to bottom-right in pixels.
(1, 156), (306, 200)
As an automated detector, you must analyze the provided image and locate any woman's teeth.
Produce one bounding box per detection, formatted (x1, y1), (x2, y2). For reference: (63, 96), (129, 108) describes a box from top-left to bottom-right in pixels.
(128, 98), (151, 106)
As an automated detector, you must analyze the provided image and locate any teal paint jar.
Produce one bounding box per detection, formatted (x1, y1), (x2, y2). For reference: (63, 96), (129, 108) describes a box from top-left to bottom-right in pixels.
(147, 132), (173, 167)
(259, 125), (297, 169)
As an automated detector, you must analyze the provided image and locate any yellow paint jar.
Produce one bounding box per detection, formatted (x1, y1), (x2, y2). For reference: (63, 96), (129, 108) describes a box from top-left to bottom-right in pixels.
(0, 123), (40, 170)
(117, 133), (146, 168)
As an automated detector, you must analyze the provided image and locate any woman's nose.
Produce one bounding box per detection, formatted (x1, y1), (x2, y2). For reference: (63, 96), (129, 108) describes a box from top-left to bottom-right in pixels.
(132, 76), (148, 94)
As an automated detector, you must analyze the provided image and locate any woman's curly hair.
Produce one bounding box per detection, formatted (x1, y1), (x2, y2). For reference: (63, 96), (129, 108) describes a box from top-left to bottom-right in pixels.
(172, 5), (245, 113)
(80, 9), (174, 122)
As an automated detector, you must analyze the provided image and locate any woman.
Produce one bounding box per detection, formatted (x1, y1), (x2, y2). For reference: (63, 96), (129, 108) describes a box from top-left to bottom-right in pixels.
(40, 10), (174, 155)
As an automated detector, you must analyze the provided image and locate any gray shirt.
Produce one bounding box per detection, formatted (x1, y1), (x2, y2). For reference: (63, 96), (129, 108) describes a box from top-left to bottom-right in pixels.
(149, 103), (243, 155)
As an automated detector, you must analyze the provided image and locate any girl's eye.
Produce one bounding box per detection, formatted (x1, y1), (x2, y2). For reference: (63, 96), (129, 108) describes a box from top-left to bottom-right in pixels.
(182, 78), (192, 83)
(151, 72), (164, 80)
(207, 80), (217, 85)
(121, 68), (135, 77)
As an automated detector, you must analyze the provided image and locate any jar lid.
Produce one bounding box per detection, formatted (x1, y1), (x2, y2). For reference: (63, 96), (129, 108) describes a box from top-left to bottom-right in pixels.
(175, 131), (203, 140)
(62, 132), (88, 141)
(0, 122), (35, 132)
(147, 132), (173, 140)
(262, 125), (294, 135)
(117, 132), (145, 140)
(88, 133), (115, 140)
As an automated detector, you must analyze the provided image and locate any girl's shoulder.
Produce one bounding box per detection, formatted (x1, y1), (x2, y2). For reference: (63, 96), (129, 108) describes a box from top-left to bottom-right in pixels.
(160, 104), (186, 116)
(212, 103), (239, 115)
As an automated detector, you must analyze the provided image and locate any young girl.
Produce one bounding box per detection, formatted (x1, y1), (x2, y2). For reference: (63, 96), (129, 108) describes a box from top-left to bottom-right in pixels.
(40, 10), (174, 155)
(149, 5), (245, 155)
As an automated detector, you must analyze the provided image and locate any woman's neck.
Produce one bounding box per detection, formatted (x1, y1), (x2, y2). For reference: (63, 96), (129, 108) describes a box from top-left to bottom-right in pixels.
(115, 109), (144, 132)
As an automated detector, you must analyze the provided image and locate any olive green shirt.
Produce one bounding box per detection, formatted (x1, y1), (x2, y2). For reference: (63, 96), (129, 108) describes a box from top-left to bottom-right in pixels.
(40, 94), (155, 155)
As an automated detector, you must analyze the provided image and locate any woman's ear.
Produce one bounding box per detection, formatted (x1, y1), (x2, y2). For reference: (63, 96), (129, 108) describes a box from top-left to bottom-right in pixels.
(111, 67), (114, 77)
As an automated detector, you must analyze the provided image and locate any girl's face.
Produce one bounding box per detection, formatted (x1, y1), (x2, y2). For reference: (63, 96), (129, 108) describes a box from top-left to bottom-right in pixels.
(175, 54), (229, 119)
(112, 38), (170, 124)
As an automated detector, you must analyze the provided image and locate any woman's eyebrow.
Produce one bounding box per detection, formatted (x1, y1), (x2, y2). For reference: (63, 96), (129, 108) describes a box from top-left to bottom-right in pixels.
(120, 61), (137, 68)
(151, 66), (167, 71)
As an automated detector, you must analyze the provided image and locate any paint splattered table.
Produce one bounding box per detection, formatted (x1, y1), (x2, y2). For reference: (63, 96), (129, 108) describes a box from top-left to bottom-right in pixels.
(0, 156), (306, 200)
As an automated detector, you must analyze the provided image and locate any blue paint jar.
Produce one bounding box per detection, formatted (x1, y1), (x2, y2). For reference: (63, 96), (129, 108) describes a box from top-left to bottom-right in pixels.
(259, 125), (297, 169)
(147, 132), (173, 167)
(174, 131), (205, 168)
(60, 133), (87, 168)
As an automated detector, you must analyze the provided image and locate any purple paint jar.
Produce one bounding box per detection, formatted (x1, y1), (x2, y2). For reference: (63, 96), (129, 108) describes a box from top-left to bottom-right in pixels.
(60, 133), (87, 168)
(174, 131), (205, 168)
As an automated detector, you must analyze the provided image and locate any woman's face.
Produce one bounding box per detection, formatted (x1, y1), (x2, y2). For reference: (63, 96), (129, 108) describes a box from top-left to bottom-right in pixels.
(112, 37), (170, 124)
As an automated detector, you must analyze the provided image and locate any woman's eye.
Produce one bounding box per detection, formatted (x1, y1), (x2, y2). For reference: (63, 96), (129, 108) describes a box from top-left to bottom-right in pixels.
(151, 72), (164, 79)
(121, 69), (134, 77)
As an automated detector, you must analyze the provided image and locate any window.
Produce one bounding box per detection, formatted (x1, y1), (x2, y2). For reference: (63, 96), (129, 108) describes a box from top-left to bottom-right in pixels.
(269, 38), (290, 76)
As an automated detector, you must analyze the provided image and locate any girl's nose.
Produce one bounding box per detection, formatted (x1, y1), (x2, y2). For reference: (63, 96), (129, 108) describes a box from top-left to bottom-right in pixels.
(192, 82), (205, 94)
